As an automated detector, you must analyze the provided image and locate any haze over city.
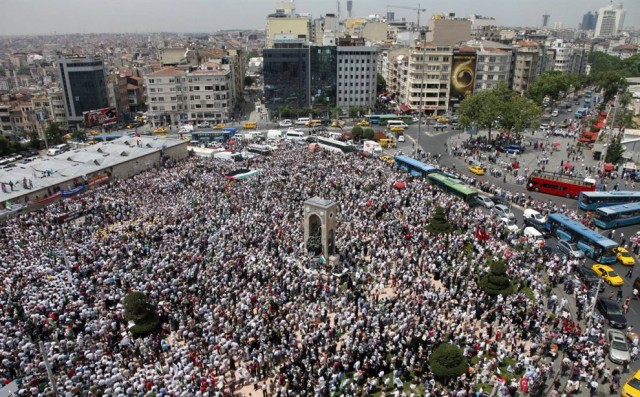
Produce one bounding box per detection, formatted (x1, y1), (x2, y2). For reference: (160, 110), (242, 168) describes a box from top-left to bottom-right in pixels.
(0, 0), (639, 35)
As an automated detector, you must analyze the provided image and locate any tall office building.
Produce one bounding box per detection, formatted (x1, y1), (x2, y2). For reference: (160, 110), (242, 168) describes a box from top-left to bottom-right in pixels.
(542, 14), (550, 27)
(57, 55), (108, 125)
(594, 3), (625, 38)
(581, 11), (597, 30)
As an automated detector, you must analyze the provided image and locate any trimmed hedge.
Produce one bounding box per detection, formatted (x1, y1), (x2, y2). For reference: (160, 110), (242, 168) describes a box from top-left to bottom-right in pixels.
(479, 260), (514, 297)
(124, 291), (161, 337)
(429, 343), (468, 379)
(426, 206), (453, 235)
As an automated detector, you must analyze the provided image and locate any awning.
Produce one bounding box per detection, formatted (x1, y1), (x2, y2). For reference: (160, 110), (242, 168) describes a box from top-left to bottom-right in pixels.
(400, 104), (411, 113)
(594, 121), (604, 130)
(603, 163), (615, 171)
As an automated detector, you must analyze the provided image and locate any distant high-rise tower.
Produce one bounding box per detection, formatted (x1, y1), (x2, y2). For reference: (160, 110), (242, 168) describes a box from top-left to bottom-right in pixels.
(57, 55), (108, 125)
(346, 0), (352, 17)
(594, 2), (625, 37)
(581, 11), (597, 30)
(542, 14), (550, 27)
(387, 11), (395, 22)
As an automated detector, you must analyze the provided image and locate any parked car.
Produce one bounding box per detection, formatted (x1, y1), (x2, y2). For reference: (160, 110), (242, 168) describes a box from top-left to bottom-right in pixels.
(575, 265), (605, 292)
(503, 144), (525, 155)
(197, 121), (211, 128)
(607, 328), (631, 364)
(492, 204), (515, 220)
(597, 298), (627, 328)
(551, 110), (559, 117)
(475, 195), (495, 209)
(621, 369), (640, 397)
(592, 264), (624, 286)
(557, 240), (584, 259)
(278, 119), (293, 127)
(613, 247), (636, 266)
(500, 217), (520, 233)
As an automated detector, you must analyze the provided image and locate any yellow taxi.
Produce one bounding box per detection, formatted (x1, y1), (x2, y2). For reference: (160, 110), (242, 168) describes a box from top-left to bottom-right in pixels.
(126, 123), (136, 129)
(153, 127), (167, 134)
(614, 247), (636, 266)
(331, 120), (345, 128)
(469, 165), (486, 175)
(63, 133), (73, 140)
(379, 138), (396, 149)
(89, 130), (100, 136)
(591, 264), (624, 286)
(87, 140), (98, 145)
(380, 154), (394, 165)
(389, 126), (405, 133)
(213, 124), (225, 130)
(437, 116), (449, 123)
(357, 119), (371, 127)
(621, 369), (640, 397)
(243, 122), (257, 130)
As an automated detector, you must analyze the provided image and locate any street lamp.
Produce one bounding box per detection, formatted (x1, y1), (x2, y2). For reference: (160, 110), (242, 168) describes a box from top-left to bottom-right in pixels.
(415, 29), (427, 158)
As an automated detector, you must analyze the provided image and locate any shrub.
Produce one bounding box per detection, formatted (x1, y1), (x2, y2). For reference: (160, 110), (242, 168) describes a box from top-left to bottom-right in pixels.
(479, 260), (514, 297)
(429, 343), (468, 379)
(426, 206), (452, 235)
(123, 291), (161, 337)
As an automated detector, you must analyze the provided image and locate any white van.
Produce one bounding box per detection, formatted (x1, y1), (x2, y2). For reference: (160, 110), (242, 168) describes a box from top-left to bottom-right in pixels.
(47, 144), (70, 156)
(295, 117), (310, 126)
(266, 130), (282, 140)
(387, 120), (408, 128)
(523, 227), (545, 245)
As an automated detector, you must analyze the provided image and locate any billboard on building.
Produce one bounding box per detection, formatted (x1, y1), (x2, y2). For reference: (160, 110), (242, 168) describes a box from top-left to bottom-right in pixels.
(449, 52), (477, 105)
(83, 106), (117, 128)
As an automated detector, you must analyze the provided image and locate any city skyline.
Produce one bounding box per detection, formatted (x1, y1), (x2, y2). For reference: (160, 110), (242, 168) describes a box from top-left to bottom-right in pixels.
(0, 0), (638, 36)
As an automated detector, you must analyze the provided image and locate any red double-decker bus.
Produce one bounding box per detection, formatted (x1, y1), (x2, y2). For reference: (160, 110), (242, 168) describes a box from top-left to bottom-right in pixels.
(526, 170), (596, 199)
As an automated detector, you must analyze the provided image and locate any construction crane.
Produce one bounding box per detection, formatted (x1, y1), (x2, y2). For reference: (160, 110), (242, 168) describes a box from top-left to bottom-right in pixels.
(387, 4), (427, 30)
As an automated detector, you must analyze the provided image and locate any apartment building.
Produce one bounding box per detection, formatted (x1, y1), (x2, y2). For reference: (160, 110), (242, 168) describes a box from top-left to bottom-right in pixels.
(0, 105), (11, 137)
(547, 40), (574, 73)
(145, 64), (234, 127)
(401, 43), (452, 116)
(465, 41), (512, 92)
(511, 41), (543, 95)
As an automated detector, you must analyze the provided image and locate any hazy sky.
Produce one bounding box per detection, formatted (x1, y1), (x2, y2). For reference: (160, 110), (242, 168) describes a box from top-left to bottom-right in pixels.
(0, 0), (637, 35)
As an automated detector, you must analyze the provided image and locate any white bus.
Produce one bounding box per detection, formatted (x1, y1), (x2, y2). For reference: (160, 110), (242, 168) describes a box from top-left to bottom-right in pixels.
(317, 137), (356, 154)
(247, 144), (274, 155)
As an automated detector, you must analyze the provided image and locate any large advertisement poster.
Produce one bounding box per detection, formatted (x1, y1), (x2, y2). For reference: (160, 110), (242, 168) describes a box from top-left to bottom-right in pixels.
(83, 106), (117, 128)
(449, 53), (477, 105)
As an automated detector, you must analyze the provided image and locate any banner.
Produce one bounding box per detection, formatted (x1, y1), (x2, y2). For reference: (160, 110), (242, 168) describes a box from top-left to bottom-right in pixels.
(449, 52), (477, 105)
(83, 106), (117, 128)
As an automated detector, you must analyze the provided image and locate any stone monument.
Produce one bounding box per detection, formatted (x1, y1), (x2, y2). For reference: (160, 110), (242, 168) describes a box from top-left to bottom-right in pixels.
(303, 197), (338, 264)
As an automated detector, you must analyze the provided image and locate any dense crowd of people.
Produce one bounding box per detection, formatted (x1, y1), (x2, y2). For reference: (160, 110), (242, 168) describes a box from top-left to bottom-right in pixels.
(0, 145), (633, 396)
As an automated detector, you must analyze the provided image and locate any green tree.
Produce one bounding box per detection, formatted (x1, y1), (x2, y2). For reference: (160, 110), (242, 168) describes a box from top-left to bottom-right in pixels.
(479, 260), (514, 297)
(363, 128), (374, 140)
(123, 291), (161, 337)
(605, 134), (625, 164)
(499, 95), (542, 133)
(429, 343), (468, 379)
(590, 71), (627, 104)
(73, 129), (87, 142)
(45, 122), (66, 145)
(376, 73), (387, 93)
(426, 206), (453, 235)
(526, 71), (577, 104)
(0, 136), (10, 156)
(244, 76), (255, 87)
(351, 125), (364, 141)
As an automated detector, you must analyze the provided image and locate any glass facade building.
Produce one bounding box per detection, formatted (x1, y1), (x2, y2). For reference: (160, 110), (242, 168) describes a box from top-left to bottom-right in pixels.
(57, 56), (108, 125)
(309, 46), (337, 108)
(263, 48), (309, 110)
